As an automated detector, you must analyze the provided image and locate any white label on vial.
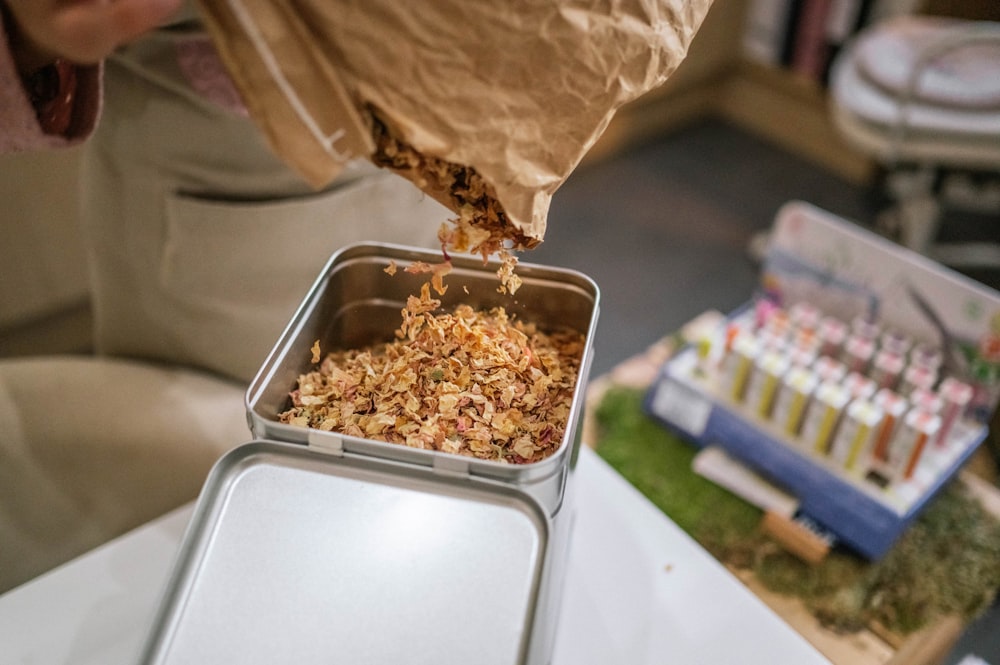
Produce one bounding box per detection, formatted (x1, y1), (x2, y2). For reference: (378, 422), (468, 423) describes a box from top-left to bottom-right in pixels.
(650, 378), (712, 437)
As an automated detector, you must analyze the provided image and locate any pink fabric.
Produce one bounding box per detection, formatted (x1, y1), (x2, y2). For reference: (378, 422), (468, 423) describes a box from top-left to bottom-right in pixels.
(0, 12), (101, 152)
(175, 35), (248, 117)
(0, 13), (244, 153)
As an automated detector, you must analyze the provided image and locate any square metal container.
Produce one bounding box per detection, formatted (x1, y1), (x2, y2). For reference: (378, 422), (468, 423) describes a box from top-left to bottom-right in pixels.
(140, 242), (600, 664)
(246, 241), (601, 516)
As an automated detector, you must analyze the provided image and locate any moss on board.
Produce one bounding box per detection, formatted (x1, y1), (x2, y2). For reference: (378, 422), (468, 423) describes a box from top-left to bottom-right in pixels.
(593, 385), (1000, 637)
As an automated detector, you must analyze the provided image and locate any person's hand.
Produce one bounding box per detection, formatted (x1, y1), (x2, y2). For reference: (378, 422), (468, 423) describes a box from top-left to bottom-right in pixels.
(5, 0), (184, 75)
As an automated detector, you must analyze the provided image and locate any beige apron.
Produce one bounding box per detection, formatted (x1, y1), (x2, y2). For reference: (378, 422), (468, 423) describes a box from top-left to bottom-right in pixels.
(84, 24), (446, 383)
(0, 17), (448, 592)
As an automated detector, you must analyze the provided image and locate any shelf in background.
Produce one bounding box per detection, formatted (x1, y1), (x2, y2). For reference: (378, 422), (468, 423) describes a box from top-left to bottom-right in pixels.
(588, 2), (878, 185)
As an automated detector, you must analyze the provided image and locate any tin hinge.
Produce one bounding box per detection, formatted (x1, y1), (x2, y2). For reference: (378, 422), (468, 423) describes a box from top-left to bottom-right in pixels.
(432, 453), (470, 477)
(307, 430), (344, 456)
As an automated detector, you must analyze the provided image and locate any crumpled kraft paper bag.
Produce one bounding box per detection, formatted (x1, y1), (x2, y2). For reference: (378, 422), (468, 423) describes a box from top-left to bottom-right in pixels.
(194, 0), (713, 242)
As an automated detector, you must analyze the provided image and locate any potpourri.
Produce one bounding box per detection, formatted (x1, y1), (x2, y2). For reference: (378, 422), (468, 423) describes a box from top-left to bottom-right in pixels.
(371, 113), (532, 295)
(279, 283), (585, 463)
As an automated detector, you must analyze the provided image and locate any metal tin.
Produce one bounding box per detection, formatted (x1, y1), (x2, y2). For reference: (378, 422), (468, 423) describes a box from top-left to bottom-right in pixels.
(850, 315), (880, 341)
(872, 388), (907, 462)
(789, 301), (821, 333)
(800, 380), (851, 454)
(787, 342), (818, 369)
(887, 409), (941, 481)
(909, 386), (943, 416)
(879, 328), (912, 358)
(936, 377), (973, 448)
(745, 349), (790, 419)
(246, 242), (600, 516)
(870, 349), (904, 390)
(828, 398), (883, 473)
(144, 242), (600, 665)
(755, 301), (788, 334)
(721, 333), (760, 403)
(817, 315), (848, 358)
(899, 363), (937, 397)
(813, 355), (848, 385)
(842, 371), (877, 402)
(841, 333), (875, 374)
(138, 441), (551, 665)
(909, 342), (943, 373)
(757, 328), (789, 353)
(772, 365), (819, 437)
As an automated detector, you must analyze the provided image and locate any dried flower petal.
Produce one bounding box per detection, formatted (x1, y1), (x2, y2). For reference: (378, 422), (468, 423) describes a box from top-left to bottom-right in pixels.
(370, 111), (537, 296)
(278, 297), (584, 464)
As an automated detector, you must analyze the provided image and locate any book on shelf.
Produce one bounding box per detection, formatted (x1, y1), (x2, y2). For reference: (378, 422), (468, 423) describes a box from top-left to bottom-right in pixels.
(741, 0), (922, 87)
(791, 0), (835, 81)
(742, 0), (798, 66)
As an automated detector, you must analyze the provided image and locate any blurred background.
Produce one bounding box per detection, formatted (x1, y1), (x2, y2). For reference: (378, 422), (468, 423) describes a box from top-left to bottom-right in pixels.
(1, 2), (999, 662)
(3, 0), (997, 372)
(531, 0), (1000, 379)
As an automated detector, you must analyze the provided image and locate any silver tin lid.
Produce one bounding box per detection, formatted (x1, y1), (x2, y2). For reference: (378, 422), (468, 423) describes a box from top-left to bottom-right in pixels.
(139, 441), (548, 664)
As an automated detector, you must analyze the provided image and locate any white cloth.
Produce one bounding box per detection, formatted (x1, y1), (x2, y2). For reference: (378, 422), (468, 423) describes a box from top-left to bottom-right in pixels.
(853, 16), (1000, 111)
(828, 16), (1000, 161)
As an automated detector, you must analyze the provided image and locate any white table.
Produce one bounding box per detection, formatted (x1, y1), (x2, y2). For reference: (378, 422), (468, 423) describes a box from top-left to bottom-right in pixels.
(0, 447), (829, 664)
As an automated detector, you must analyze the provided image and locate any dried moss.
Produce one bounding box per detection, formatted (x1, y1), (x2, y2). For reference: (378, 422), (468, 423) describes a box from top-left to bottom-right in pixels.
(593, 385), (1000, 637)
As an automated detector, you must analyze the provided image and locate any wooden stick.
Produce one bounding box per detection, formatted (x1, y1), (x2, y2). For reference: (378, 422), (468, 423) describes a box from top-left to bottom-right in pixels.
(760, 510), (831, 565)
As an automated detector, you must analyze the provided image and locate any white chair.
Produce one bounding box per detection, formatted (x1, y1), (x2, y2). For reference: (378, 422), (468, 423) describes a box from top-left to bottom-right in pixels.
(829, 15), (1000, 269)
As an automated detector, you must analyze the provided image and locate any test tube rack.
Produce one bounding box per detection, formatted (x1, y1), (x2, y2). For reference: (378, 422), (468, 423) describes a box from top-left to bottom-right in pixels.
(643, 305), (988, 560)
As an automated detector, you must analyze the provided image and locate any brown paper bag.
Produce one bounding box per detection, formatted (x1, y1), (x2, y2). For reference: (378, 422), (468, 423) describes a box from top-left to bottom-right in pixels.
(194, 0), (713, 245)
